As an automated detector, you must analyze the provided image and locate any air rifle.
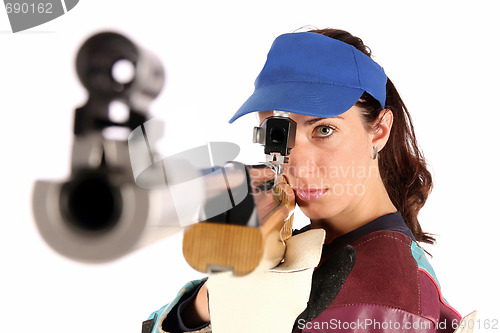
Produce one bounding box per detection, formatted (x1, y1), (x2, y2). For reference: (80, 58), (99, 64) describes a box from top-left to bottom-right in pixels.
(32, 31), (298, 276)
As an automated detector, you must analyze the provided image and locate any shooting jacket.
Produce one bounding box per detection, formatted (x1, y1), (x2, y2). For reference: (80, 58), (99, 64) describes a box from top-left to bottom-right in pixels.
(143, 212), (461, 333)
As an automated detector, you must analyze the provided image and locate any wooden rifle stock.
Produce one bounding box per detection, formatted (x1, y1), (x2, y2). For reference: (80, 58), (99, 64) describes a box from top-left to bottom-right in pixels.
(183, 165), (295, 276)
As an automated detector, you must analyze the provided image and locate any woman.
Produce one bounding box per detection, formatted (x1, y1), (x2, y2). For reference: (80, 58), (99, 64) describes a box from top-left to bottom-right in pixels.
(143, 28), (462, 333)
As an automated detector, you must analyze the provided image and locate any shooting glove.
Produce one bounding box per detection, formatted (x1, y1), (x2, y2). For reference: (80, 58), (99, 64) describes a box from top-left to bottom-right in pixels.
(206, 228), (325, 333)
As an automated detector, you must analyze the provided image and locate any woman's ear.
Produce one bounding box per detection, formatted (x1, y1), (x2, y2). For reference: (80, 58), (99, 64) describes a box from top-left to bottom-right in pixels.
(371, 109), (394, 152)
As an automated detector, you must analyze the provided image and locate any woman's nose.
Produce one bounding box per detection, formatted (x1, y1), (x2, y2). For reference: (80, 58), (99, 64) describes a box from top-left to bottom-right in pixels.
(285, 136), (316, 180)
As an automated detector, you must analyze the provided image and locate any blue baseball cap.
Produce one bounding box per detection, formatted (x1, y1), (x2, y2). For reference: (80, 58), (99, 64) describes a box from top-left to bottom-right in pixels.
(229, 32), (387, 123)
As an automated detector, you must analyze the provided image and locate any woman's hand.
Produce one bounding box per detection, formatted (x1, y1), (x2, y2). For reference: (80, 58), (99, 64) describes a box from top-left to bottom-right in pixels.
(181, 282), (210, 327)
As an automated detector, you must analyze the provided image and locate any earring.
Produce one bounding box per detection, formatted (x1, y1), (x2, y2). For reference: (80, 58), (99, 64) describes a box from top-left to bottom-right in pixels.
(372, 146), (378, 160)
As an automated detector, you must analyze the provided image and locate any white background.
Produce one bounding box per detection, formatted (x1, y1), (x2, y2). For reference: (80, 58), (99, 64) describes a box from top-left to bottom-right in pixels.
(1, 1), (499, 332)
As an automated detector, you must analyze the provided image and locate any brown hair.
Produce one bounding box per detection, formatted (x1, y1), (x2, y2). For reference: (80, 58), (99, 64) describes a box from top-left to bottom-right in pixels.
(308, 28), (435, 244)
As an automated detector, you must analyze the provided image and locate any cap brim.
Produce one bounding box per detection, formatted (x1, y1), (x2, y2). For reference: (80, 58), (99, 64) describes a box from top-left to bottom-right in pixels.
(229, 82), (364, 123)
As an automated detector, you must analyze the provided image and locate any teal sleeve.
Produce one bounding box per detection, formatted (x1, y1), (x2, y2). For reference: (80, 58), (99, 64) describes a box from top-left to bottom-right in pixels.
(143, 277), (208, 333)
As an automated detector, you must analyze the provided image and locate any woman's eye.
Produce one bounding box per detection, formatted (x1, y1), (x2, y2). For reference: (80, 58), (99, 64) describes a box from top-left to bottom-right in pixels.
(314, 125), (335, 138)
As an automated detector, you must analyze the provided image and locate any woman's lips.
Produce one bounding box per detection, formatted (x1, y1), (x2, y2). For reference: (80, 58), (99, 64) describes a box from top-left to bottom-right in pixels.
(295, 189), (328, 201)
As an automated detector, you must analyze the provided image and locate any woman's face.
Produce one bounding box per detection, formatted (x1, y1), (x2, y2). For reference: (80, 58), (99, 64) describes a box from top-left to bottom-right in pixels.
(259, 106), (380, 222)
